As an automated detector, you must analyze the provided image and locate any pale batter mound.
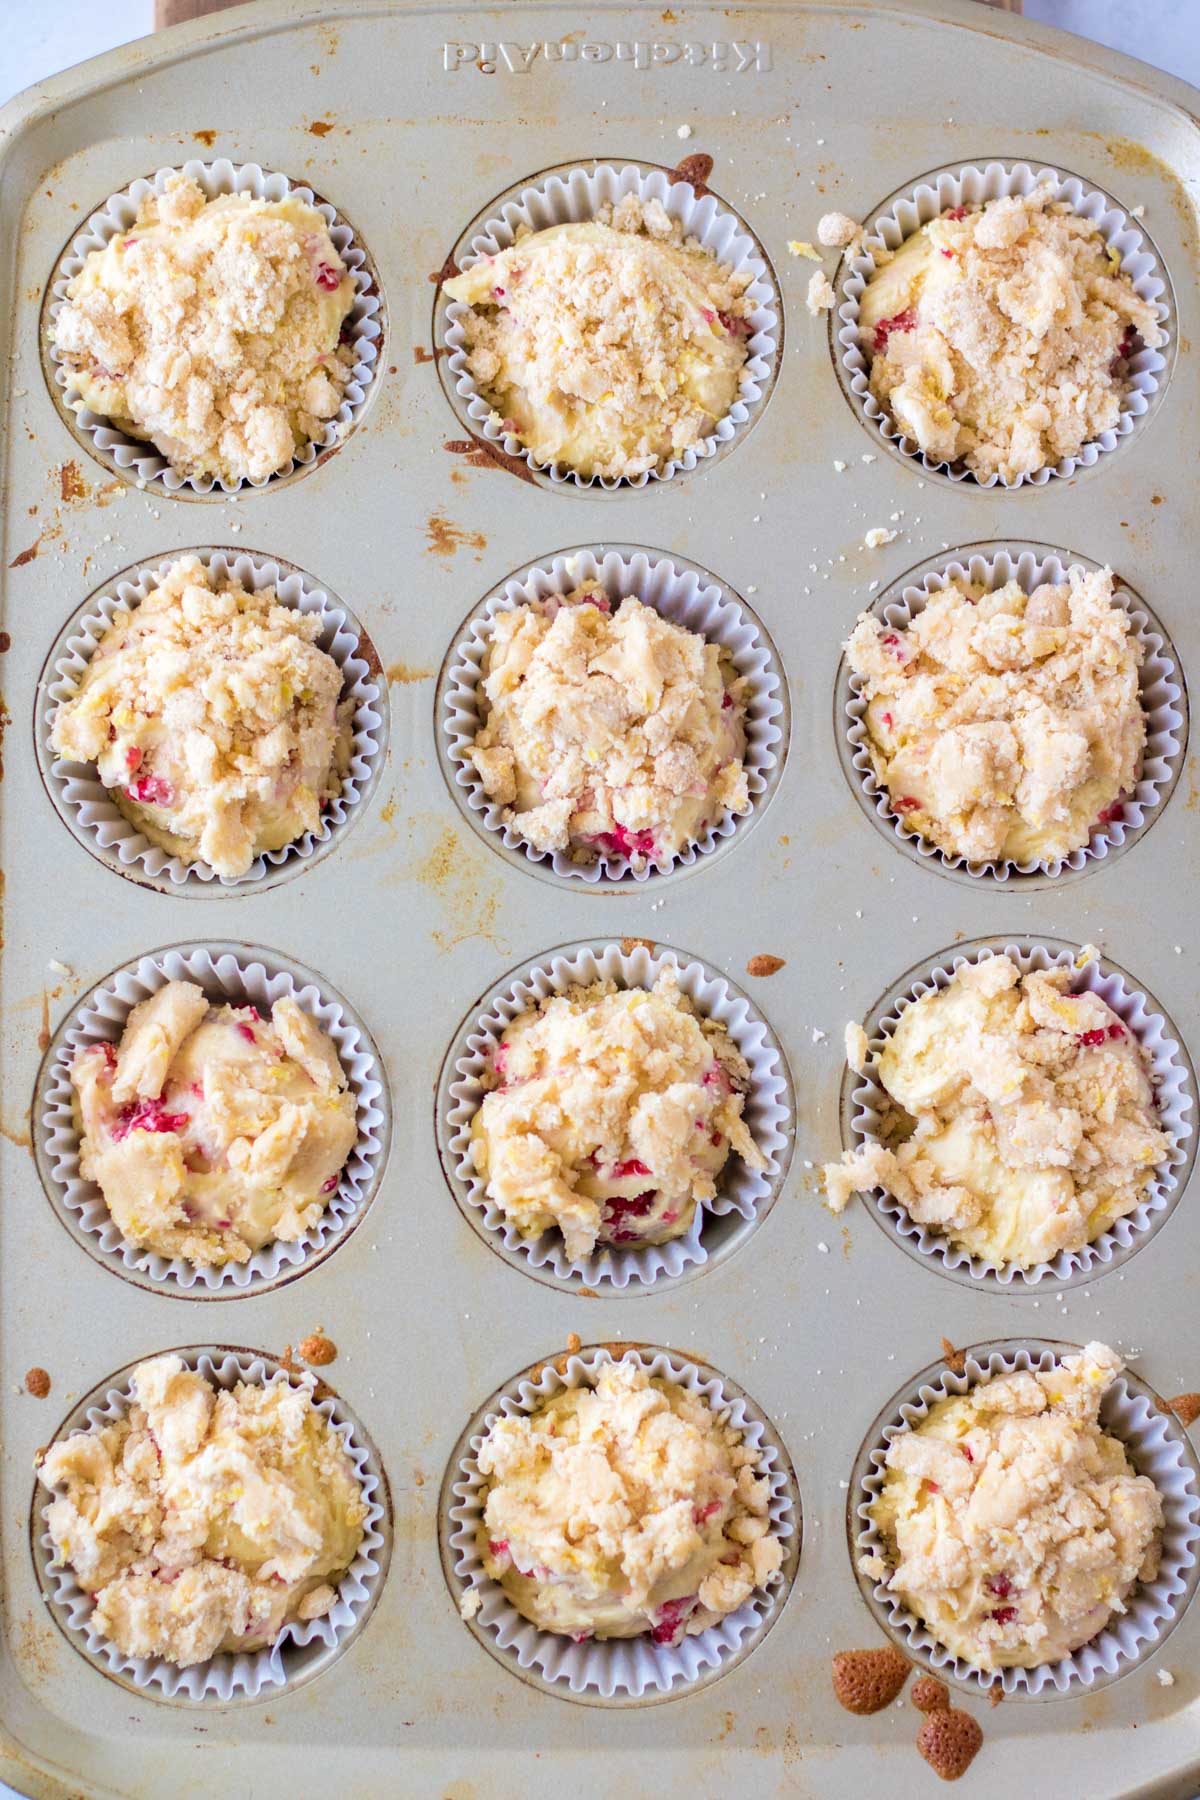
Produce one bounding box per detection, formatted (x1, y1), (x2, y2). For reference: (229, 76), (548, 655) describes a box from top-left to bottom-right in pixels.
(51, 173), (356, 483)
(51, 555), (352, 880)
(38, 1355), (367, 1668)
(870, 1342), (1162, 1669)
(476, 1358), (783, 1641)
(470, 969), (765, 1261)
(859, 185), (1163, 482)
(444, 193), (754, 479)
(71, 980), (358, 1266)
(846, 566), (1145, 865)
(469, 588), (750, 864)
(822, 954), (1171, 1268)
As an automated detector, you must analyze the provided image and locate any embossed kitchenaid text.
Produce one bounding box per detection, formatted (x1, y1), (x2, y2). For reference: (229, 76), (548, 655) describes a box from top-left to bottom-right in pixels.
(441, 38), (772, 74)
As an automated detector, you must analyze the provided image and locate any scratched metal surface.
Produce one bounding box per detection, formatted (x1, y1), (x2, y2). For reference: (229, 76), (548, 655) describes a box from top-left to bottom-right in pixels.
(1, 2), (1199, 1795)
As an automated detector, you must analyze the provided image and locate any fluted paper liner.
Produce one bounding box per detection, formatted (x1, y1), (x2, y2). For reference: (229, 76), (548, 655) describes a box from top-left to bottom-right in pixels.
(35, 945), (389, 1294)
(38, 550), (387, 891)
(440, 941), (792, 1289)
(34, 1349), (388, 1701)
(841, 548), (1185, 881)
(852, 1342), (1200, 1697)
(441, 162), (780, 489)
(845, 941), (1194, 1289)
(836, 162), (1170, 486)
(42, 159), (383, 495)
(446, 1345), (799, 1700)
(440, 547), (786, 884)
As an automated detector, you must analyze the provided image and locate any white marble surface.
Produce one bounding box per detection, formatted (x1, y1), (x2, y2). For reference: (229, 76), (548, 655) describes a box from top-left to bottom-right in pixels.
(1, 0), (1198, 108)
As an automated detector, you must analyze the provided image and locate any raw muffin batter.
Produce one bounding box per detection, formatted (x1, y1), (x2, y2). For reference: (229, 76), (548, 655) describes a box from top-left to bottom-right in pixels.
(51, 173), (356, 483)
(38, 1355), (367, 1667)
(859, 185), (1163, 482)
(444, 193), (754, 479)
(822, 954), (1171, 1267)
(470, 969), (765, 1261)
(475, 1358), (783, 1641)
(51, 554), (352, 880)
(71, 980), (358, 1266)
(469, 588), (750, 864)
(846, 566), (1145, 865)
(867, 1342), (1162, 1669)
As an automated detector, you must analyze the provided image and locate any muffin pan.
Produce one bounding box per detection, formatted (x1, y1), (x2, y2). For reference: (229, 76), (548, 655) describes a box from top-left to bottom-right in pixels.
(3, 3), (1200, 1797)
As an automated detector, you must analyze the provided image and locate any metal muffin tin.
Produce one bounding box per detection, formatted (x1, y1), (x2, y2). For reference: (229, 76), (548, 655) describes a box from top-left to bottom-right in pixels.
(2, 1), (1199, 1795)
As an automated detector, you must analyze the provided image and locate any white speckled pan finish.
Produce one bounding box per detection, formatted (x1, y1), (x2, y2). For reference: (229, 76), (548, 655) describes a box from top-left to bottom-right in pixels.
(2, 2), (1199, 1796)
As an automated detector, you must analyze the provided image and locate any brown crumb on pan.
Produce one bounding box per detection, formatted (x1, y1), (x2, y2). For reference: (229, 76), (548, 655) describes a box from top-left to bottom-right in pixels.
(24, 1368), (51, 1398)
(746, 954), (786, 978)
(831, 1646), (910, 1714)
(911, 1676), (949, 1713)
(279, 1345), (296, 1374)
(414, 1469), (425, 1487)
(566, 1333), (581, 1355)
(941, 1337), (967, 1376)
(916, 1707), (984, 1780)
(987, 1685), (1004, 1708)
(1168, 1392), (1200, 1426)
(298, 1332), (337, 1366)
(670, 152), (714, 195)
(621, 937), (656, 956)
(578, 1287), (600, 1299)
(308, 120), (335, 137)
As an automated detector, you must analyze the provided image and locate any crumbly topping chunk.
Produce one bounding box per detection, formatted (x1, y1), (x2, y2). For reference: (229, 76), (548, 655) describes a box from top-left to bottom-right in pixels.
(444, 196), (753, 479)
(470, 590), (750, 865)
(872, 1343), (1162, 1669)
(38, 1355), (366, 1666)
(70, 980), (357, 1266)
(470, 969), (765, 1261)
(52, 554), (351, 879)
(859, 185), (1163, 481)
(846, 567), (1145, 865)
(51, 175), (356, 483)
(476, 1359), (783, 1641)
(821, 954), (1171, 1267)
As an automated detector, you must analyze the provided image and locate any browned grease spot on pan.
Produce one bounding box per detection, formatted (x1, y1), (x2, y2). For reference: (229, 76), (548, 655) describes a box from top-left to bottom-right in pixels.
(426, 513), (486, 560)
(443, 434), (537, 485)
(308, 120), (336, 137)
(58, 460), (88, 504)
(0, 1120), (31, 1149)
(669, 151), (714, 195)
(412, 344), (443, 364)
(620, 937), (655, 956)
(193, 129), (217, 148)
(412, 822), (505, 953)
(9, 539), (41, 568)
(429, 254), (461, 286)
(38, 990), (50, 1052)
(386, 662), (434, 685)
(0, 634), (8, 655)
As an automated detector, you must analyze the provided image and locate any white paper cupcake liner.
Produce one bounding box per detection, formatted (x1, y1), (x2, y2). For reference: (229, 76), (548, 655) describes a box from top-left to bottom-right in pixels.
(33, 1348), (389, 1702)
(439, 546), (787, 884)
(836, 162), (1171, 487)
(840, 547), (1186, 882)
(37, 549), (388, 893)
(34, 944), (390, 1296)
(444, 1344), (800, 1701)
(440, 161), (780, 489)
(438, 940), (793, 1291)
(851, 1340), (1200, 1697)
(42, 159), (383, 495)
(844, 939), (1195, 1290)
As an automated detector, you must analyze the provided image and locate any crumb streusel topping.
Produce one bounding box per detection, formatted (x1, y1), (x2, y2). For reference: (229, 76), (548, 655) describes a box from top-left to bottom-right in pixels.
(822, 954), (1171, 1267)
(52, 554), (352, 880)
(846, 566), (1146, 865)
(38, 1355), (366, 1667)
(51, 174), (356, 483)
(859, 185), (1163, 482)
(868, 1342), (1162, 1669)
(475, 1358), (783, 1641)
(444, 194), (753, 479)
(469, 588), (750, 865)
(470, 969), (765, 1261)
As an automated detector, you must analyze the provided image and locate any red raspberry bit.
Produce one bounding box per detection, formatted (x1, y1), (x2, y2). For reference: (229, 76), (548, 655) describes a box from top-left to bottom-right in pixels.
(488, 1538), (509, 1555)
(894, 796), (922, 814)
(722, 690), (734, 710)
(314, 262), (342, 292)
(873, 307), (917, 353)
(126, 772), (174, 807)
(702, 1064), (728, 1091)
(124, 746), (143, 771)
(592, 823), (656, 861)
(602, 1190), (659, 1242)
(1078, 1028), (1107, 1047)
(700, 306), (716, 324)
(111, 1098), (189, 1141)
(718, 310), (753, 338)
(710, 1129), (722, 1147)
(235, 1022), (257, 1044)
(650, 1596), (696, 1646)
(612, 1158), (651, 1179)
(693, 1500), (722, 1524)
(216, 1218), (232, 1229)
(986, 1572), (1012, 1599)
(1107, 1023), (1126, 1040)
(1096, 801), (1125, 826)
(961, 1444), (974, 1463)
(881, 711), (894, 729)
(661, 1207), (678, 1224)
(940, 248), (954, 259)
(97, 1041), (118, 1070)
(493, 286), (506, 298)
(925, 1480), (940, 1495)
(990, 1606), (1018, 1626)
(321, 1174), (340, 1193)
(944, 205), (967, 221)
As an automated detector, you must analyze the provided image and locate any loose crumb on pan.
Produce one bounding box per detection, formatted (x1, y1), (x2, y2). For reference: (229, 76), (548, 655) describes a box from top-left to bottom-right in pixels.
(844, 1021), (869, 1074)
(746, 954), (786, 978)
(24, 1368), (51, 1398)
(298, 1332), (338, 1366)
(818, 210), (862, 249)
(940, 1337), (967, 1376)
(806, 270), (835, 314)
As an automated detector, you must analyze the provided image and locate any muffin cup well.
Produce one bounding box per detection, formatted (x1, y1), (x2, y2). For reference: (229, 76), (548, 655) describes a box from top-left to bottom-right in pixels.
(443, 1343), (800, 1703)
(32, 1347), (390, 1703)
(36, 549), (388, 894)
(438, 546), (787, 885)
(849, 1340), (1200, 1698)
(437, 940), (793, 1292)
(34, 944), (390, 1297)
(838, 546), (1186, 882)
(439, 160), (780, 490)
(835, 161), (1171, 487)
(41, 159), (384, 496)
(841, 938), (1195, 1290)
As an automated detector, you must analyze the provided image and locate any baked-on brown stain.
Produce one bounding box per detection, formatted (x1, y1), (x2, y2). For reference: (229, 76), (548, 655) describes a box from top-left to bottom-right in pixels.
(386, 662), (434, 685)
(443, 433), (537, 485)
(941, 1336), (967, 1376)
(620, 937), (655, 956)
(429, 254), (462, 286)
(412, 344), (443, 365)
(670, 152), (714, 195)
(24, 1368), (50, 1398)
(832, 1646), (911, 1714)
(1168, 1392), (1200, 1426)
(58, 460), (88, 503)
(1152, 494), (1164, 506)
(308, 120), (335, 137)
(426, 513), (486, 560)
(38, 990), (50, 1052)
(9, 540), (40, 568)
(0, 632), (9, 653)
